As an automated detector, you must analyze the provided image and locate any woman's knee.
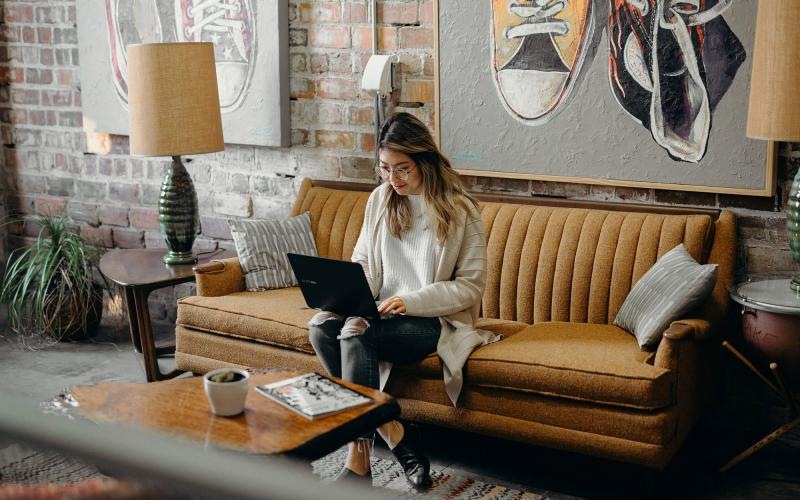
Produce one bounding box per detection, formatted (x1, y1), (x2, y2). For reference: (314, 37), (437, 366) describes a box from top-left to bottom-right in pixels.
(308, 311), (342, 348)
(338, 316), (370, 339)
(339, 318), (374, 354)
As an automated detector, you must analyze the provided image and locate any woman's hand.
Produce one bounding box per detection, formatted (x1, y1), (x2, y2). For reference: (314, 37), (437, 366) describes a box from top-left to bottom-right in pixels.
(378, 296), (407, 316)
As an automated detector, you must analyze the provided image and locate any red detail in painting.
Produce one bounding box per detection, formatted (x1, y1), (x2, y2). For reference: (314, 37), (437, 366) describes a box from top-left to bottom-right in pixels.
(176, 0), (256, 112)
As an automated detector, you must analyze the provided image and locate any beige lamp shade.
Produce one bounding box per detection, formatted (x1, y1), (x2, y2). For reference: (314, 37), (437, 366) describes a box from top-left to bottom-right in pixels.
(128, 42), (224, 156)
(747, 0), (800, 141)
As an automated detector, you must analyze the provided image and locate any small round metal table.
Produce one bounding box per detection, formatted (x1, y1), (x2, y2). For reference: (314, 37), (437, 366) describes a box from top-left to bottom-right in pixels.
(99, 248), (235, 382)
(721, 277), (800, 472)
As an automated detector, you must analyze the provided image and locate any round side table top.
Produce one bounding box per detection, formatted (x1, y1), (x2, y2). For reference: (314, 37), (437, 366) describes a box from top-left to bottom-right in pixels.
(99, 248), (235, 287)
(730, 277), (800, 316)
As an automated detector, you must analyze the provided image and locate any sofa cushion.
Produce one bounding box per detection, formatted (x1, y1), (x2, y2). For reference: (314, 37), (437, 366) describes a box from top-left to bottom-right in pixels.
(396, 318), (531, 378)
(465, 322), (673, 410)
(228, 212), (318, 291)
(177, 287), (316, 354)
(614, 244), (718, 349)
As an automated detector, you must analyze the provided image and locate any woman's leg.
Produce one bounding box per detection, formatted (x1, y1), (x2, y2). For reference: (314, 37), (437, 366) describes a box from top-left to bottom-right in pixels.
(339, 316), (380, 387)
(310, 313), (373, 478)
(372, 316), (441, 489)
(337, 315), (440, 484)
(307, 311), (344, 378)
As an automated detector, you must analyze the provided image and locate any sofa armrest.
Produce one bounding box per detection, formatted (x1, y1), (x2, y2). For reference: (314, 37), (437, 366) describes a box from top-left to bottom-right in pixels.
(662, 318), (713, 341)
(654, 319), (713, 370)
(193, 257), (245, 297)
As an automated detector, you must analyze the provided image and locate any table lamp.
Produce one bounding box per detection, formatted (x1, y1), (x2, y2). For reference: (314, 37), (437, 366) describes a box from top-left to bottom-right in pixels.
(127, 42), (224, 265)
(746, 0), (800, 290)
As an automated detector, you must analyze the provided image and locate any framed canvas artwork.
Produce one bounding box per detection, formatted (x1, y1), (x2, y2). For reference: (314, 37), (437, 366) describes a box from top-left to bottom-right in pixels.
(436, 0), (775, 196)
(76, 0), (289, 147)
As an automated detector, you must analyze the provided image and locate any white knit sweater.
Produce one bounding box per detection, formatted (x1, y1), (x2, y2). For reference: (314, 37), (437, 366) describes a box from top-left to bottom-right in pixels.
(379, 195), (441, 301)
(352, 184), (499, 405)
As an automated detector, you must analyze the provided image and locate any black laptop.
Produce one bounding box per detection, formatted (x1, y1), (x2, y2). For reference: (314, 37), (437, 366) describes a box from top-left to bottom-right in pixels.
(287, 253), (381, 320)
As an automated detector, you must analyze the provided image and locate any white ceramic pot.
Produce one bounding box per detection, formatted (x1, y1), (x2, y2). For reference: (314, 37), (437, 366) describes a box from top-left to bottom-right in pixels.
(203, 368), (250, 417)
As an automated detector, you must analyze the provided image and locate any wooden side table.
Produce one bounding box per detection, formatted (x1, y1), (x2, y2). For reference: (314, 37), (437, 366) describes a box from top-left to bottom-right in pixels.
(721, 278), (800, 472)
(99, 248), (235, 382)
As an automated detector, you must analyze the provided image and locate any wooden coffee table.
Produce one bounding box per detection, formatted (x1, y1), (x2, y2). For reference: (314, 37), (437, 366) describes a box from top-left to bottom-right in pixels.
(65, 370), (400, 460)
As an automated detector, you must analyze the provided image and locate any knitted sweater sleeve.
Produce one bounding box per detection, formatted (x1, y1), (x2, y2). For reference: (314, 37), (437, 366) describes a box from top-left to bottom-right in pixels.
(400, 209), (487, 317)
(351, 186), (381, 297)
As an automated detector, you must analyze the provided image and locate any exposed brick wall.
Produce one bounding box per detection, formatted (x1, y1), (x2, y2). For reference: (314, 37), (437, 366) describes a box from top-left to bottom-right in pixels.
(1, 0), (797, 323)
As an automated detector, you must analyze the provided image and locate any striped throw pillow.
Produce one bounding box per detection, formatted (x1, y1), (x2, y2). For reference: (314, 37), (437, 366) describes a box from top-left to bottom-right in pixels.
(228, 212), (317, 291)
(614, 244), (717, 350)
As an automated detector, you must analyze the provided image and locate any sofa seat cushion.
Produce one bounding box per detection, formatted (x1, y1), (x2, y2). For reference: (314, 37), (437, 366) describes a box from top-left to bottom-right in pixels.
(466, 322), (674, 410)
(177, 287), (316, 354)
(395, 318), (531, 378)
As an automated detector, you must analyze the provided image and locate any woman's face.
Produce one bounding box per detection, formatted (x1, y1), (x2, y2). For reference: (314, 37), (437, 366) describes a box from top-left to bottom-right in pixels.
(378, 149), (423, 195)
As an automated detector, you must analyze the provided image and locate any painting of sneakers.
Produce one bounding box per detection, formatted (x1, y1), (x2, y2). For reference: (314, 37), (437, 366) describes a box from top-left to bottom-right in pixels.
(439, 0), (772, 195)
(491, 0), (600, 124)
(608, 0), (746, 162)
(104, 0), (173, 107)
(77, 0), (289, 147)
(175, 0), (255, 112)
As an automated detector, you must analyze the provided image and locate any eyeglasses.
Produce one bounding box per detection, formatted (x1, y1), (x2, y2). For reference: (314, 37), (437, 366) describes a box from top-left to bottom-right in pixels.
(375, 165), (415, 181)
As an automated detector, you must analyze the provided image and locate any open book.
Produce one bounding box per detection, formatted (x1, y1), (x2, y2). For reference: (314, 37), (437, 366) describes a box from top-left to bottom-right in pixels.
(255, 373), (372, 419)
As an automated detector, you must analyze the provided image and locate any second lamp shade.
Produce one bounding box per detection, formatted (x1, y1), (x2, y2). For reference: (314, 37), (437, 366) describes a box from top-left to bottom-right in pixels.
(747, 0), (800, 142)
(128, 42), (224, 156)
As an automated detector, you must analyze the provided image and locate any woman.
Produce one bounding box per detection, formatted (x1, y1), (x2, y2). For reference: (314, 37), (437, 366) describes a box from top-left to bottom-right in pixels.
(308, 112), (498, 489)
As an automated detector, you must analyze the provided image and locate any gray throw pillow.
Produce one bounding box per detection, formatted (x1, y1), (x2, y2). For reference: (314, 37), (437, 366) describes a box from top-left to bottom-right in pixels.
(228, 212), (317, 291)
(614, 244), (717, 350)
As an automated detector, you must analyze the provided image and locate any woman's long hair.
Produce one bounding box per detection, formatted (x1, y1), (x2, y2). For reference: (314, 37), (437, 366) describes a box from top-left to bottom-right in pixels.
(377, 112), (477, 242)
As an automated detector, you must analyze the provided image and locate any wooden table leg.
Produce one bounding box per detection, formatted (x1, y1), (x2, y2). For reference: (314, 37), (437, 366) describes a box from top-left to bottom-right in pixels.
(720, 341), (800, 473)
(722, 341), (782, 396)
(770, 363), (799, 417)
(123, 287), (143, 354)
(130, 287), (183, 382)
(720, 417), (800, 473)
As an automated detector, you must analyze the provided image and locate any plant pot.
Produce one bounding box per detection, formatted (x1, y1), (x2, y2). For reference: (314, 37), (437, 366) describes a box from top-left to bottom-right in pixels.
(203, 368), (250, 417)
(43, 285), (104, 342)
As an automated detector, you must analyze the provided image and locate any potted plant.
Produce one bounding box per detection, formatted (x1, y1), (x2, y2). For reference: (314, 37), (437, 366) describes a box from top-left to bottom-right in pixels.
(0, 215), (105, 345)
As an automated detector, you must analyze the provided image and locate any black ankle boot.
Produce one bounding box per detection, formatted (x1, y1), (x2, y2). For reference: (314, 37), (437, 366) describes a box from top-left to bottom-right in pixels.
(391, 434), (432, 490)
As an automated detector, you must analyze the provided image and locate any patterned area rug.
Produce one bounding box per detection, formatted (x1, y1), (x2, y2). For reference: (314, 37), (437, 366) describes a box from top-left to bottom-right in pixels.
(312, 447), (544, 499)
(0, 444), (160, 499)
(0, 443), (104, 485)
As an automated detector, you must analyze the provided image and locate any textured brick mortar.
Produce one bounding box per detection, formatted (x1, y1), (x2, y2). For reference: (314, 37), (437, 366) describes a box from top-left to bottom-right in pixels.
(1, 0), (798, 320)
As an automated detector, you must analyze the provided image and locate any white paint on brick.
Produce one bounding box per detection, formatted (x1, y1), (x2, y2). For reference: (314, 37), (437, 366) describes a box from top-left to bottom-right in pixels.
(255, 148), (298, 175)
(213, 192), (253, 217)
(298, 154), (340, 178)
(252, 197), (293, 220)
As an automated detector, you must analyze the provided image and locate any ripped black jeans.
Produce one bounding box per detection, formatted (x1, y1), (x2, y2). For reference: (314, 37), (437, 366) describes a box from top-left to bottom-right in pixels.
(308, 313), (441, 389)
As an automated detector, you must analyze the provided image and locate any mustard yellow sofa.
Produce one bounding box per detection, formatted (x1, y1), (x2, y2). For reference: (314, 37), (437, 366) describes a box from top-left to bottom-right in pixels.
(175, 178), (735, 469)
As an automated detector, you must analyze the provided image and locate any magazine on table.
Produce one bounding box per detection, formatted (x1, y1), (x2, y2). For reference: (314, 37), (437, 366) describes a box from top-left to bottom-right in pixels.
(255, 372), (373, 419)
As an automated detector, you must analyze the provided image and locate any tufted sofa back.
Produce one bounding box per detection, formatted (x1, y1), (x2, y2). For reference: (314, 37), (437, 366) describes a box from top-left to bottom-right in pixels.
(290, 179), (735, 327)
(289, 180), (371, 260)
(480, 204), (716, 325)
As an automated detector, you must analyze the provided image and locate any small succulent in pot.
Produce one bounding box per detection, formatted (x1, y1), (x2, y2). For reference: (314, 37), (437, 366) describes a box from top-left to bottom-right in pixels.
(0, 215), (107, 347)
(208, 370), (246, 383)
(204, 368), (250, 416)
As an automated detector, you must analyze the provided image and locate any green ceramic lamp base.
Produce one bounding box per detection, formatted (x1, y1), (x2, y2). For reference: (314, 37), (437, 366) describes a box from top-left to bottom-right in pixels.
(163, 251), (198, 265)
(788, 167), (800, 292)
(159, 155), (200, 267)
